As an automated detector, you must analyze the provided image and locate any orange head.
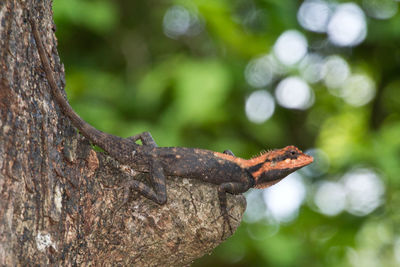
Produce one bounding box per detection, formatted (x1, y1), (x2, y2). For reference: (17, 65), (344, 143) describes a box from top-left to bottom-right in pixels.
(246, 146), (313, 189)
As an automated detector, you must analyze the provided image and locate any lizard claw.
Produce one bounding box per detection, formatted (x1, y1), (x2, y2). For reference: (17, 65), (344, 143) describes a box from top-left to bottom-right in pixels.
(220, 212), (234, 240)
(225, 218), (233, 235)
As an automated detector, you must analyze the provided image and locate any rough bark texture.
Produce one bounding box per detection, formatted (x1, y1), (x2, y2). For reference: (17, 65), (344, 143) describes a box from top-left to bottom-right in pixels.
(0, 1), (246, 266)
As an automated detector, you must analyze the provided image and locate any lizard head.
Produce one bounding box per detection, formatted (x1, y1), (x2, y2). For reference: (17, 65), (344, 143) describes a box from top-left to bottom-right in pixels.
(246, 146), (313, 189)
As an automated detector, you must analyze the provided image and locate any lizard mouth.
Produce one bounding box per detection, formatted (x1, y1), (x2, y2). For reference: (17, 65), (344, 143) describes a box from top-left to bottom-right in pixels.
(293, 153), (314, 168)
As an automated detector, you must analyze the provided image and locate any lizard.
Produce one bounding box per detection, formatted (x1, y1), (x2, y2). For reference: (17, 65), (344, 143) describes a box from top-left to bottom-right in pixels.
(28, 17), (313, 234)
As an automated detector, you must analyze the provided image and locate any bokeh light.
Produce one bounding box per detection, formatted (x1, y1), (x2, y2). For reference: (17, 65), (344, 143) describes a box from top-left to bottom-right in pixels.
(244, 55), (275, 88)
(298, 0), (331, 33)
(314, 181), (346, 216)
(363, 0), (398, 20)
(302, 148), (330, 177)
(273, 30), (308, 66)
(341, 74), (376, 107)
(322, 55), (351, 90)
(243, 190), (267, 223)
(245, 90), (275, 123)
(263, 173), (306, 223)
(342, 168), (385, 216)
(275, 76), (314, 110)
(395, 237), (400, 263)
(163, 5), (203, 39)
(299, 53), (324, 84)
(327, 3), (367, 47)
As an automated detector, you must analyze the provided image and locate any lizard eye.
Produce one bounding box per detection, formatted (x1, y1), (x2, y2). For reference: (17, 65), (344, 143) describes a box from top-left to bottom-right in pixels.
(290, 150), (296, 155)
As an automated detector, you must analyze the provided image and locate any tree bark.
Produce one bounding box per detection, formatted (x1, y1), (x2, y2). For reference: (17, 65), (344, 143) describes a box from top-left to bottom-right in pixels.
(0, 1), (246, 266)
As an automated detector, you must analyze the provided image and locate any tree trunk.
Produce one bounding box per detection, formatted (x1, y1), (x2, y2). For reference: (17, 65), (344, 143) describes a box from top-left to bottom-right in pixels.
(0, 1), (246, 265)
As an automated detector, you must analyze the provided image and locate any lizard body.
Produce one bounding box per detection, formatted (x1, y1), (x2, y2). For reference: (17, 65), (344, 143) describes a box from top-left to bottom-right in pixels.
(29, 18), (313, 233)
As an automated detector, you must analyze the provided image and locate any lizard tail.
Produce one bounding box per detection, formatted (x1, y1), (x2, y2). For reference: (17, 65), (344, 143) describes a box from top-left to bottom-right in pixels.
(29, 18), (107, 145)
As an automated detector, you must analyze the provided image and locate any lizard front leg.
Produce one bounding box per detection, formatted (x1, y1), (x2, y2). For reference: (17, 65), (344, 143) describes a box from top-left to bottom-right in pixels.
(217, 182), (249, 237)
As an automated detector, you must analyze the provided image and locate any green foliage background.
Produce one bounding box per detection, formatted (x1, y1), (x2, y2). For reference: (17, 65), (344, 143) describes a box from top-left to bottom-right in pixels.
(53, 0), (400, 266)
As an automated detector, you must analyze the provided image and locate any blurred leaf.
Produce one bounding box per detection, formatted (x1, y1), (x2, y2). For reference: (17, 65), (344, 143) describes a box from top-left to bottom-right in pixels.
(373, 122), (400, 183)
(259, 232), (304, 266)
(173, 59), (231, 123)
(194, 0), (273, 56)
(317, 109), (370, 167)
(54, 0), (118, 34)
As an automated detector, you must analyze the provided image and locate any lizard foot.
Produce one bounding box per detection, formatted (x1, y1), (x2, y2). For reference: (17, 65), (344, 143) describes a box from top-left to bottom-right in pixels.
(223, 216), (233, 239)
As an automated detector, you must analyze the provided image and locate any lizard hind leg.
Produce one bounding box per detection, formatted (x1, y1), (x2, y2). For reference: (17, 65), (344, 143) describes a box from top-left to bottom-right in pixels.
(128, 132), (158, 147)
(120, 158), (167, 207)
(111, 173), (167, 227)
